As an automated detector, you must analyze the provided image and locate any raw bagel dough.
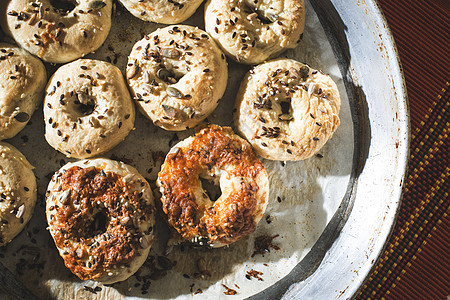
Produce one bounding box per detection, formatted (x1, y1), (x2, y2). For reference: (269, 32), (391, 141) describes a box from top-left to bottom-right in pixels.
(0, 42), (46, 140)
(1, 0), (112, 63)
(0, 142), (37, 247)
(235, 58), (340, 161)
(44, 59), (135, 158)
(127, 25), (227, 131)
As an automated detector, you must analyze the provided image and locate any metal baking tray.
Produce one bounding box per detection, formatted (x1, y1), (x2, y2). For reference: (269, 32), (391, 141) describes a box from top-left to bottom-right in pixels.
(0, 0), (409, 299)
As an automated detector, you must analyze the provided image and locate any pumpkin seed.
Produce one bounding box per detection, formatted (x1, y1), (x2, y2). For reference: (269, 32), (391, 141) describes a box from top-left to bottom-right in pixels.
(156, 68), (172, 81)
(14, 112), (29, 122)
(162, 105), (177, 117)
(76, 91), (88, 102)
(289, 67), (301, 79)
(265, 12), (278, 22)
(166, 86), (183, 98)
(255, 8), (278, 23)
(139, 236), (149, 249)
(127, 64), (139, 79)
(300, 66), (310, 79)
(157, 256), (173, 270)
(278, 113), (293, 121)
(90, 1), (107, 10)
(159, 48), (180, 59)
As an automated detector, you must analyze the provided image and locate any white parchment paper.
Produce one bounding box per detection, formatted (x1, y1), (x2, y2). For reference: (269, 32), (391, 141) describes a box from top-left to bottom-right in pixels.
(1, 1), (353, 298)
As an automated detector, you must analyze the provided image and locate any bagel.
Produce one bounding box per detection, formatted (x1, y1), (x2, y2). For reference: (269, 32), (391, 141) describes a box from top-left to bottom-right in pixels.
(0, 42), (47, 140)
(126, 25), (228, 131)
(46, 158), (155, 284)
(1, 0), (112, 63)
(117, 0), (204, 24)
(234, 58), (341, 161)
(157, 125), (269, 247)
(44, 59), (135, 159)
(204, 0), (305, 65)
(0, 142), (37, 247)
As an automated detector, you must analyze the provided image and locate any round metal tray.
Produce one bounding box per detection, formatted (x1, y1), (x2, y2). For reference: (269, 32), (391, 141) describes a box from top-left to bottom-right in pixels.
(0, 0), (408, 298)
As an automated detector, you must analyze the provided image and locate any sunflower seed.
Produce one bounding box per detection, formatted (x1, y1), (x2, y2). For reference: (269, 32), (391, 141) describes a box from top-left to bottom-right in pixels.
(89, 116), (100, 127)
(90, 1), (107, 10)
(16, 204), (25, 218)
(127, 64), (139, 79)
(159, 48), (180, 58)
(142, 71), (150, 83)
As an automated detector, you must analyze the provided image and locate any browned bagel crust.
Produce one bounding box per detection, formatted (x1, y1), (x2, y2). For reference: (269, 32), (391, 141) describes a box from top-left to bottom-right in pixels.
(48, 165), (154, 282)
(158, 125), (269, 246)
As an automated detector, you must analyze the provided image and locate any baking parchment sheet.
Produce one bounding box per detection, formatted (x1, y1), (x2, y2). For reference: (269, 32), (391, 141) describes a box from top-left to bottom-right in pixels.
(1, 0), (353, 298)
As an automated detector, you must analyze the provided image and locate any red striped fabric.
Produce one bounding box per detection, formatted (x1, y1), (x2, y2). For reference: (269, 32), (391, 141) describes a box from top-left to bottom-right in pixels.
(357, 0), (449, 299)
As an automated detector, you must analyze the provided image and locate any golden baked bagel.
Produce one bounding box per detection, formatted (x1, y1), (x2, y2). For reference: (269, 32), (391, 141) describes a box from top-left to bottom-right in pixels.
(127, 25), (228, 131)
(44, 59), (135, 158)
(157, 125), (269, 247)
(46, 158), (155, 284)
(1, 0), (112, 63)
(204, 0), (305, 64)
(0, 142), (37, 247)
(117, 0), (204, 24)
(0, 43), (46, 140)
(234, 58), (341, 161)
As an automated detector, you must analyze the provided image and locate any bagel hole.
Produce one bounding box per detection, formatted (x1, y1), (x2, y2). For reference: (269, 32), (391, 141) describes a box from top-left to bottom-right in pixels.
(280, 101), (291, 115)
(243, 3), (277, 24)
(85, 211), (108, 238)
(199, 177), (221, 202)
(50, 0), (77, 14)
(157, 67), (184, 84)
(78, 101), (95, 116)
(73, 93), (96, 116)
(278, 100), (294, 121)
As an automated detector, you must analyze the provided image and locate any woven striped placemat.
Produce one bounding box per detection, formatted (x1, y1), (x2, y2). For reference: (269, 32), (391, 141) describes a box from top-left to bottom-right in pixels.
(357, 1), (449, 299)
